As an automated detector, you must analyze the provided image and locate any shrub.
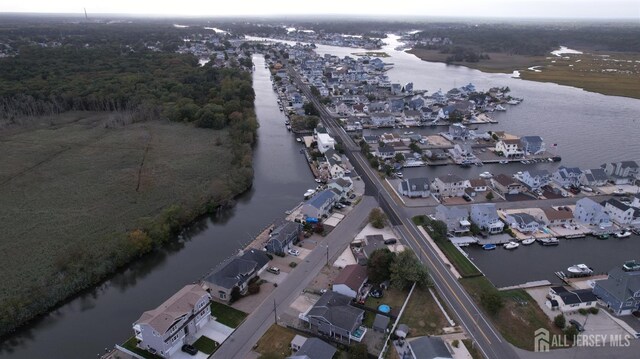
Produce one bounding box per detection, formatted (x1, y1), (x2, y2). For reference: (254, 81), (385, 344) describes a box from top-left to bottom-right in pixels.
(452, 339), (459, 348)
(247, 282), (260, 295)
(480, 289), (504, 315)
(589, 307), (599, 315)
(564, 325), (579, 341)
(554, 314), (566, 328)
(578, 308), (589, 315)
(289, 262), (297, 268)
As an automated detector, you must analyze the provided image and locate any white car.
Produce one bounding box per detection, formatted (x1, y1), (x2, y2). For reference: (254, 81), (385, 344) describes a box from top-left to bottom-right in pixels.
(288, 249), (300, 256)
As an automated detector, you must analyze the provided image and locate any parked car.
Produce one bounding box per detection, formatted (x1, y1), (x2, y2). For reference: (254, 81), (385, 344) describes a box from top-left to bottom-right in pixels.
(266, 266), (280, 275)
(181, 344), (198, 355)
(384, 238), (397, 245)
(569, 319), (585, 332)
(340, 200), (352, 206)
(288, 249), (300, 256)
(349, 193), (357, 199)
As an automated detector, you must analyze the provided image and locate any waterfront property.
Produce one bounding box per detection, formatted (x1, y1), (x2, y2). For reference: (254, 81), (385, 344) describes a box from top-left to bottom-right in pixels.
(300, 190), (338, 219)
(470, 203), (504, 234)
(203, 249), (270, 302)
(602, 160), (639, 184)
(435, 204), (470, 235)
(520, 136), (546, 156)
(299, 291), (366, 343)
(431, 174), (470, 197)
(133, 284), (212, 358)
(519, 169), (551, 191)
(317, 133), (336, 154)
(603, 198), (640, 226)
(266, 220), (303, 256)
(398, 177), (431, 198)
(574, 198), (612, 227)
(593, 266), (640, 316)
(327, 177), (354, 200)
(541, 207), (574, 227)
(491, 173), (526, 195)
(405, 336), (453, 359)
(332, 264), (368, 298)
(504, 212), (542, 233)
(579, 168), (609, 187)
(547, 286), (597, 313)
(287, 336), (336, 359)
(495, 138), (523, 158)
(552, 166), (583, 187)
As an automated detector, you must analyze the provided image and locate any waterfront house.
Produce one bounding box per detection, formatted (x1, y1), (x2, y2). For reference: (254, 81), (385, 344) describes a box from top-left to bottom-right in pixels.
(574, 198), (612, 227)
(405, 336), (453, 359)
(266, 220), (302, 256)
(424, 148), (448, 161)
(468, 178), (488, 193)
(203, 249), (270, 302)
(548, 286), (597, 313)
(327, 177), (353, 199)
(495, 139), (523, 158)
(370, 112), (395, 127)
(632, 194), (640, 208)
(552, 166), (583, 187)
(368, 101), (387, 112)
(363, 135), (379, 145)
(402, 110), (422, 126)
(301, 291), (365, 343)
(288, 337), (336, 359)
(520, 136), (546, 155)
(593, 266), (640, 316)
(133, 285), (211, 358)
(603, 199), (639, 226)
(542, 207), (574, 227)
(376, 144), (396, 160)
(579, 168), (609, 187)
(602, 161), (639, 183)
(300, 190), (338, 219)
(390, 99), (405, 112)
(504, 212), (541, 233)
(324, 150), (345, 179)
(435, 204), (470, 235)
(431, 174), (470, 197)
(448, 144), (477, 164)
(447, 123), (471, 140)
(332, 264), (368, 299)
(398, 177), (431, 198)
(519, 169), (551, 191)
(491, 174), (525, 195)
(470, 203), (504, 234)
(317, 133), (336, 154)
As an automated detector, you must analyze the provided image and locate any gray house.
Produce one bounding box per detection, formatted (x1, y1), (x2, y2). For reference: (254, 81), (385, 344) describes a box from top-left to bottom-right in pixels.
(266, 220), (302, 256)
(552, 166), (583, 187)
(203, 249), (270, 302)
(579, 168), (609, 187)
(519, 169), (551, 190)
(574, 198), (612, 227)
(470, 203), (504, 234)
(593, 266), (640, 316)
(404, 336), (453, 359)
(303, 291), (365, 343)
(288, 337), (336, 359)
(504, 212), (541, 233)
(520, 136), (546, 155)
(435, 204), (470, 234)
(398, 177), (431, 198)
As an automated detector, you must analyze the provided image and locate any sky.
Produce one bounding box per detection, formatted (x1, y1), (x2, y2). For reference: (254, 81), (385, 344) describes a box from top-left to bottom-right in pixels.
(1, 0), (639, 19)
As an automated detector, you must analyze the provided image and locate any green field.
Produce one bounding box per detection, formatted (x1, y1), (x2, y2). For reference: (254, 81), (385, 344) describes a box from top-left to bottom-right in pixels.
(210, 301), (248, 328)
(0, 112), (253, 335)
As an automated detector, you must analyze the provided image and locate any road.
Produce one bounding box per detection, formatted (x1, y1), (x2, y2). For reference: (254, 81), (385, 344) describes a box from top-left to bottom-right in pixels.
(212, 196), (376, 359)
(289, 67), (519, 359)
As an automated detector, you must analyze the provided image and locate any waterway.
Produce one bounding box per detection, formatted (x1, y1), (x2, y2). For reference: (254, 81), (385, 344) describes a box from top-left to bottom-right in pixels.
(0, 55), (313, 359)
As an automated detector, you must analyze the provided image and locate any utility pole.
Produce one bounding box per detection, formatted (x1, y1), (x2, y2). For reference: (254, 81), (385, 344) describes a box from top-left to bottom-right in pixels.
(326, 244), (329, 266)
(273, 298), (277, 324)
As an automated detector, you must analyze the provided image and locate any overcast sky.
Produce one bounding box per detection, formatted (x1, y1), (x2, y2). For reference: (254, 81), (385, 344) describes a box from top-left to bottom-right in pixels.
(2, 0), (639, 19)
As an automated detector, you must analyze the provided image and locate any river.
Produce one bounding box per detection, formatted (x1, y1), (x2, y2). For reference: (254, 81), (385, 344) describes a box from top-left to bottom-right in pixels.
(0, 55), (313, 359)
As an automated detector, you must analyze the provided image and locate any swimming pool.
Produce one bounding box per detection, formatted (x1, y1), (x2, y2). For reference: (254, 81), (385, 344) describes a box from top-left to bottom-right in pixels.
(378, 304), (391, 313)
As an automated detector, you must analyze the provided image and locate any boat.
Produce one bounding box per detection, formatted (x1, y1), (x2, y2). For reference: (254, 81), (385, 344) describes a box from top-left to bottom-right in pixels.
(623, 260), (640, 271)
(496, 105), (506, 111)
(615, 230), (632, 239)
(613, 188), (626, 196)
(503, 241), (519, 250)
(499, 160), (509, 164)
(479, 172), (493, 179)
(521, 238), (536, 245)
(507, 99), (520, 105)
(538, 237), (559, 246)
(483, 243), (497, 250)
(304, 189), (316, 197)
(633, 228), (640, 235)
(567, 264), (593, 277)
(597, 233), (609, 240)
(296, 137), (302, 143)
(520, 160), (528, 164)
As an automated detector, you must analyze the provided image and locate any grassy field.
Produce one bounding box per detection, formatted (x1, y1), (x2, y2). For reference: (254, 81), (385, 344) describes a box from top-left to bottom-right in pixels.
(406, 48), (546, 73)
(433, 240), (482, 278)
(210, 301), (248, 328)
(0, 111), (253, 336)
(254, 324), (298, 358)
(400, 287), (449, 336)
(192, 335), (219, 355)
(122, 337), (164, 359)
(365, 287), (408, 314)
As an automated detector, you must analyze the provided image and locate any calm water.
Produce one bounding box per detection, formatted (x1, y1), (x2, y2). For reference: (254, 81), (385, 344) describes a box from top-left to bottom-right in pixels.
(0, 55), (314, 359)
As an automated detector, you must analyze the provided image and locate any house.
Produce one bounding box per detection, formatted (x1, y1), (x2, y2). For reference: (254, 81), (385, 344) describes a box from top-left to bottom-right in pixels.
(504, 212), (541, 233)
(317, 133), (336, 154)
(424, 148), (448, 161)
(468, 178), (488, 195)
(288, 337), (337, 359)
(335, 102), (350, 115)
(300, 190), (338, 219)
(370, 112), (395, 127)
(470, 203), (504, 234)
(405, 336), (453, 359)
(491, 174), (525, 195)
(519, 169), (551, 190)
(133, 285), (211, 358)
(324, 150), (345, 179)
(520, 136), (546, 155)
(495, 139), (523, 158)
(574, 198), (612, 227)
(448, 144), (476, 164)
(435, 205), (470, 234)
(447, 123), (471, 140)
(266, 220), (302, 256)
(303, 291), (365, 342)
(398, 177), (431, 198)
(603, 199), (639, 226)
(368, 102), (386, 112)
(632, 193), (640, 209)
(203, 249), (270, 302)
(602, 161), (639, 180)
(431, 174), (470, 197)
(332, 264), (368, 298)
(327, 177), (353, 199)
(593, 266), (640, 316)
(548, 286), (597, 313)
(542, 207), (574, 227)
(552, 166), (583, 187)
(376, 144), (396, 160)
(579, 168), (609, 187)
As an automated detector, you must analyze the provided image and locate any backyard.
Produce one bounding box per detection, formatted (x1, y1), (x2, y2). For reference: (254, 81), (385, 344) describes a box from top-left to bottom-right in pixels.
(399, 287), (450, 336)
(210, 301), (248, 328)
(254, 324), (298, 358)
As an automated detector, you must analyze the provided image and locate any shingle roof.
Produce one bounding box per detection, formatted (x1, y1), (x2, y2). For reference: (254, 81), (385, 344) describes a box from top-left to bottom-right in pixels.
(409, 336), (452, 359)
(288, 338), (336, 359)
(334, 264), (368, 292)
(542, 207), (574, 221)
(135, 284), (209, 334)
(596, 267), (640, 302)
(373, 314), (390, 331)
(307, 291), (364, 333)
(508, 212), (539, 225)
(206, 249), (270, 290)
(437, 174), (463, 183)
(307, 190), (336, 209)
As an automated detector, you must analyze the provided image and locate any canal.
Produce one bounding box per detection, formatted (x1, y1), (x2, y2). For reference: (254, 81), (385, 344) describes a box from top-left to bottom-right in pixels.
(0, 55), (314, 359)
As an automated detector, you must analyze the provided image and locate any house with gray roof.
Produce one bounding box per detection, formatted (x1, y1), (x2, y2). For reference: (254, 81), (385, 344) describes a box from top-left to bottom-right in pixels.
(602, 161), (639, 184)
(520, 136), (546, 155)
(548, 286), (597, 313)
(288, 337), (336, 359)
(266, 220), (302, 256)
(519, 169), (551, 190)
(574, 198), (612, 228)
(435, 205), (470, 234)
(327, 177), (353, 199)
(603, 199), (640, 226)
(373, 314), (390, 333)
(404, 336), (452, 359)
(593, 266), (640, 316)
(203, 249), (270, 302)
(302, 291), (365, 343)
(300, 190), (338, 219)
(552, 166), (583, 187)
(470, 203), (504, 234)
(431, 174), (470, 197)
(505, 212), (542, 233)
(579, 168), (609, 187)
(398, 177), (431, 198)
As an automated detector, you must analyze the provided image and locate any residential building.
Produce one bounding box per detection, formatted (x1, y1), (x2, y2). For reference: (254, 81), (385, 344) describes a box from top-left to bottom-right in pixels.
(332, 264), (368, 298)
(603, 199), (639, 226)
(317, 133), (336, 154)
(632, 194), (640, 209)
(519, 169), (551, 190)
(470, 203), (504, 234)
(542, 207), (574, 227)
(552, 166), (583, 187)
(133, 285), (211, 358)
(324, 150), (345, 179)
(327, 177), (353, 199)
(495, 139), (523, 158)
(370, 112), (395, 127)
(593, 266), (640, 316)
(302, 291), (365, 342)
(504, 212), (541, 233)
(266, 220), (302, 256)
(602, 161), (639, 179)
(376, 144), (396, 160)
(288, 337), (336, 359)
(431, 174), (470, 197)
(447, 123), (471, 140)
(491, 174), (525, 195)
(448, 144), (476, 165)
(435, 205), (470, 234)
(300, 190), (338, 219)
(373, 314), (390, 333)
(574, 198), (612, 227)
(203, 249), (270, 302)
(520, 136), (546, 155)
(468, 178), (488, 195)
(548, 286), (597, 313)
(398, 177), (431, 198)
(579, 168), (609, 187)
(404, 336), (453, 359)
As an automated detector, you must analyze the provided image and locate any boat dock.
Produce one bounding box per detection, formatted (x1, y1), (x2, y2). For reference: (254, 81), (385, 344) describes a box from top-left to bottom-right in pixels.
(498, 280), (552, 291)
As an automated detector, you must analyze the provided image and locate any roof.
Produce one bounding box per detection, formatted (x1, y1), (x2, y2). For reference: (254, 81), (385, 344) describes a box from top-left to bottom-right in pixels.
(469, 178), (487, 187)
(288, 338), (336, 359)
(135, 284), (209, 334)
(402, 177), (430, 191)
(436, 204), (469, 221)
(520, 135), (543, 144)
(557, 166), (582, 175)
(437, 174), (463, 183)
(525, 169), (550, 178)
(551, 286), (597, 305)
(334, 264), (368, 292)
(408, 336), (453, 359)
(493, 173), (518, 186)
(507, 212), (539, 225)
(542, 207), (574, 221)
(205, 249), (270, 290)
(307, 291), (364, 333)
(619, 160), (639, 169)
(596, 267), (640, 302)
(472, 203), (498, 217)
(604, 199), (633, 212)
(502, 138), (521, 145)
(585, 168), (608, 181)
(306, 190), (336, 209)
(373, 314), (390, 330)
(270, 221), (301, 245)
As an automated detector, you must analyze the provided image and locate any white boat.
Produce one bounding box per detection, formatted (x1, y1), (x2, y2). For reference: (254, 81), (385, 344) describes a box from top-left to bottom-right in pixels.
(496, 105), (507, 111)
(499, 160), (509, 164)
(521, 238), (536, 245)
(507, 99), (520, 105)
(479, 172), (493, 179)
(503, 241), (519, 250)
(296, 137), (302, 143)
(538, 237), (559, 246)
(615, 231), (632, 238)
(567, 264), (593, 276)
(304, 189), (316, 197)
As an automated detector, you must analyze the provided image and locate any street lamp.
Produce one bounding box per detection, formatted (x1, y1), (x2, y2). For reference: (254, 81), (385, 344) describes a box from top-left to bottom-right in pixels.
(325, 244), (329, 266)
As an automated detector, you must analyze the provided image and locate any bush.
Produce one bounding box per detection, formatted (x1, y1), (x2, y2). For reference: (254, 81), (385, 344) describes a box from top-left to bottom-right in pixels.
(578, 308), (588, 315)
(589, 307), (599, 315)
(368, 208), (387, 229)
(452, 339), (459, 348)
(289, 262), (297, 268)
(247, 282), (260, 295)
(554, 314), (566, 328)
(480, 289), (503, 315)
(564, 325), (579, 341)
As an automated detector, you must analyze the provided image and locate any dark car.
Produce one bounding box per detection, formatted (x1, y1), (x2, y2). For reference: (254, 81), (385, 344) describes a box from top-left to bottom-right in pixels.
(349, 193), (356, 199)
(569, 319), (585, 332)
(182, 344), (198, 355)
(341, 200), (352, 206)
(369, 289), (383, 298)
(384, 238), (397, 245)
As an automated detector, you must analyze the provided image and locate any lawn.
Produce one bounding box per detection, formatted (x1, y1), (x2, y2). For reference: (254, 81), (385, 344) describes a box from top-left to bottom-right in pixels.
(399, 287), (449, 336)
(254, 324), (298, 358)
(192, 335), (219, 355)
(462, 339), (483, 359)
(122, 337), (164, 359)
(434, 240), (482, 278)
(210, 301), (248, 328)
(460, 276), (563, 351)
(365, 287), (408, 314)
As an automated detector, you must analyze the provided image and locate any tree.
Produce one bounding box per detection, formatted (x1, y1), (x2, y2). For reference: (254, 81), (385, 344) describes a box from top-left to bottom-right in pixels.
(367, 248), (395, 284)
(394, 152), (405, 163)
(564, 325), (578, 341)
(390, 250), (430, 289)
(229, 286), (241, 303)
(428, 220), (449, 241)
(486, 191), (494, 201)
(554, 314), (566, 328)
(303, 102), (319, 116)
(127, 229), (153, 254)
(368, 208), (387, 229)
(409, 142), (422, 154)
(480, 289), (503, 315)
(348, 343), (369, 359)
(470, 222), (481, 236)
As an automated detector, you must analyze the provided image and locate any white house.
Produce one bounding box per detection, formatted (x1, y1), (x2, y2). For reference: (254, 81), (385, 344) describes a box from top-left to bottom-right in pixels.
(376, 144), (396, 160)
(519, 169), (551, 190)
(632, 194), (640, 209)
(332, 264), (368, 299)
(495, 139), (523, 158)
(579, 168), (609, 187)
(133, 285), (211, 358)
(370, 112), (395, 127)
(547, 286), (597, 313)
(542, 207), (574, 227)
(603, 161), (639, 179)
(448, 144), (477, 165)
(504, 212), (541, 233)
(317, 133), (336, 154)
(552, 166), (583, 187)
(603, 199), (639, 226)
(574, 198), (612, 227)
(398, 177), (431, 198)
(324, 150), (345, 179)
(431, 174), (470, 197)
(327, 177), (353, 199)
(470, 203), (504, 234)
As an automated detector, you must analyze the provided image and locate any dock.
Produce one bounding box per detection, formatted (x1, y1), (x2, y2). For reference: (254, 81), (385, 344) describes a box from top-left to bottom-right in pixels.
(498, 280), (552, 291)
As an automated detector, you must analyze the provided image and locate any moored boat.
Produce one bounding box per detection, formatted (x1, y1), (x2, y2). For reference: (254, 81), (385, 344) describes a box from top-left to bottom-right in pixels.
(521, 238), (536, 245)
(615, 230), (632, 238)
(503, 241), (519, 250)
(623, 260), (640, 271)
(483, 243), (497, 250)
(538, 237), (559, 246)
(567, 264), (593, 277)
(479, 171), (493, 179)
(597, 233), (610, 240)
